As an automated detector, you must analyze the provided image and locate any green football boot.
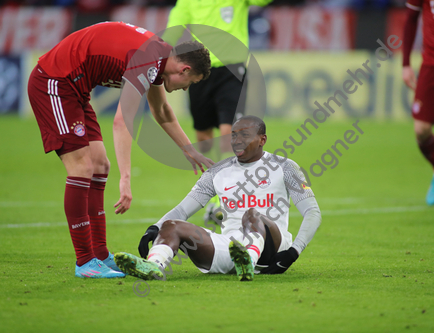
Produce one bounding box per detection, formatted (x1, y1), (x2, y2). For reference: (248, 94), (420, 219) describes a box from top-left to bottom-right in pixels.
(229, 241), (254, 281)
(114, 252), (163, 280)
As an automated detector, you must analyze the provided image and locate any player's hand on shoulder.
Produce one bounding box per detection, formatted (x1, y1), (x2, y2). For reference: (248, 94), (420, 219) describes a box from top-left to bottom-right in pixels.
(261, 247), (299, 275)
(182, 147), (214, 175)
(402, 66), (416, 91)
(138, 225), (160, 258)
(114, 178), (132, 214)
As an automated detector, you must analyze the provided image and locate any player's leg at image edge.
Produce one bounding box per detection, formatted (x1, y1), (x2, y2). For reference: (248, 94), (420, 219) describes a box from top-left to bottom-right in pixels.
(114, 252), (163, 280)
(229, 241), (254, 281)
(413, 115), (434, 205)
(417, 132), (434, 205)
(426, 174), (434, 205)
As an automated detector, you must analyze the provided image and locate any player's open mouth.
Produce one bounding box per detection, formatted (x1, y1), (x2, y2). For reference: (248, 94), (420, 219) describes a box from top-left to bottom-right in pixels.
(234, 149), (245, 157)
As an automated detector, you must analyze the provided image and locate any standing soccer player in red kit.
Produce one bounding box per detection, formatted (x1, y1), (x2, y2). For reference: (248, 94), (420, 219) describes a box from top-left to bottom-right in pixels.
(403, 0), (434, 205)
(28, 22), (213, 278)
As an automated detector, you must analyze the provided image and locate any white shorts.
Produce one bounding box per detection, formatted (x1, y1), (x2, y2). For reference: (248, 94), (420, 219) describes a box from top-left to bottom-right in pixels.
(198, 228), (292, 274)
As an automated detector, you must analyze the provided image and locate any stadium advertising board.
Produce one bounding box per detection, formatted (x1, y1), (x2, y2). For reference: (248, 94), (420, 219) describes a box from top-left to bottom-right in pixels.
(90, 50), (421, 121)
(110, 6), (170, 36)
(0, 55), (21, 113)
(19, 50), (421, 120)
(254, 50), (421, 121)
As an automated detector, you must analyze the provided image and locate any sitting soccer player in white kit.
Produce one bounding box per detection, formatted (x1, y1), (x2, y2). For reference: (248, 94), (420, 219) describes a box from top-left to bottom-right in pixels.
(115, 116), (322, 281)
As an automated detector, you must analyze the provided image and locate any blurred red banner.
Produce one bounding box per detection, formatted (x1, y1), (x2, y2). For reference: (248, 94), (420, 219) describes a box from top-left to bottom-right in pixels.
(0, 6), (72, 54)
(110, 6), (171, 35)
(266, 6), (356, 51)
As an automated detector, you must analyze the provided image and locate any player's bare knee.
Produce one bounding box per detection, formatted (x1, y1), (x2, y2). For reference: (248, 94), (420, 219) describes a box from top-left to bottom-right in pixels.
(160, 219), (178, 231)
(414, 121), (432, 143)
(243, 208), (259, 221)
(415, 130), (432, 143)
(92, 156), (110, 174)
(77, 157), (94, 178)
(242, 208), (261, 230)
(101, 157), (110, 174)
(159, 220), (193, 244)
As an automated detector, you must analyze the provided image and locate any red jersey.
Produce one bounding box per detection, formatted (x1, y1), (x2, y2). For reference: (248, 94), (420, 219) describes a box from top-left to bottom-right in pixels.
(406, 0), (434, 65)
(38, 21), (172, 99)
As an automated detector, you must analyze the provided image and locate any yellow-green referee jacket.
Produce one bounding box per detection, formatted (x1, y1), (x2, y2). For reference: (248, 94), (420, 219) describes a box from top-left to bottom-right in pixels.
(165, 0), (273, 68)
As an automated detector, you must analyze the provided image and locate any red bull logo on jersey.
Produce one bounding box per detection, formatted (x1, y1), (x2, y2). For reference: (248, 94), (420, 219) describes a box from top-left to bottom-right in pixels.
(222, 194), (275, 210)
(258, 178), (271, 189)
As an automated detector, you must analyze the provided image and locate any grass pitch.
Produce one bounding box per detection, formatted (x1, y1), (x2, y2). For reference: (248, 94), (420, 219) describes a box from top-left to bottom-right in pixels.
(0, 116), (433, 333)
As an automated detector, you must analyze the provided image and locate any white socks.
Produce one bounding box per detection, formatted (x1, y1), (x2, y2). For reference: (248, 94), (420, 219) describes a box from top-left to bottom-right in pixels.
(147, 244), (174, 270)
(242, 233), (265, 267)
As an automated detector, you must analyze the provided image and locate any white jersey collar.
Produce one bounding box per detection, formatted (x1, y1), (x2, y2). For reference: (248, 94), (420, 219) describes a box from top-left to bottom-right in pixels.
(236, 151), (267, 169)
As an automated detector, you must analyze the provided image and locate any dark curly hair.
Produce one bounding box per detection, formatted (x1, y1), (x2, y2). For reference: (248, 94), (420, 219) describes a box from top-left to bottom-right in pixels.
(235, 116), (266, 135)
(173, 41), (211, 80)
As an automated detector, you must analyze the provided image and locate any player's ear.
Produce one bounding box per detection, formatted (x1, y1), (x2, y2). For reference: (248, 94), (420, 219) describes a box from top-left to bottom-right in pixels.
(180, 65), (191, 74)
(260, 134), (267, 147)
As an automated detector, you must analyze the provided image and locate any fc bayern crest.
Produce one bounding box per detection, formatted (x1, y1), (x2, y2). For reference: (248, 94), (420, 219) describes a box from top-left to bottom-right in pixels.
(147, 66), (158, 83)
(74, 124), (85, 137)
(412, 99), (422, 114)
(258, 178), (271, 189)
(220, 6), (234, 24)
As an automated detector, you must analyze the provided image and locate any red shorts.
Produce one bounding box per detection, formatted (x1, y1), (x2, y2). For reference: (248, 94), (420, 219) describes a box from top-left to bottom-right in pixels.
(413, 64), (434, 124)
(28, 64), (103, 156)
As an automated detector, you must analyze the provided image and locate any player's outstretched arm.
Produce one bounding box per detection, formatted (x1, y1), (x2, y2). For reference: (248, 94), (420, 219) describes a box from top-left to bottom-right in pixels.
(113, 85), (139, 214)
(261, 197), (321, 274)
(147, 85), (214, 174)
(291, 197), (322, 254)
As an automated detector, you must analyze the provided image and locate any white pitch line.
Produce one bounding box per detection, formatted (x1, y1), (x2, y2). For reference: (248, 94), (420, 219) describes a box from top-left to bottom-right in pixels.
(0, 201), (60, 208)
(0, 200), (178, 208)
(287, 205), (430, 217)
(318, 205), (430, 216)
(0, 218), (157, 229)
(0, 206), (430, 229)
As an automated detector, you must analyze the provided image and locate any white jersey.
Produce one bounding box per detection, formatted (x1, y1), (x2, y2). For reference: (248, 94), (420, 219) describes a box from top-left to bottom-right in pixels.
(187, 151), (315, 241)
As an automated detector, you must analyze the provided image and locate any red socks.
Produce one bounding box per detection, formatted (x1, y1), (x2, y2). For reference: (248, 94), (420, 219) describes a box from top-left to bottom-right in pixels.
(418, 134), (434, 168)
(65, 177), (94, 266)
(64, 174), (109, 265)
(88, 174), (109, 260)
